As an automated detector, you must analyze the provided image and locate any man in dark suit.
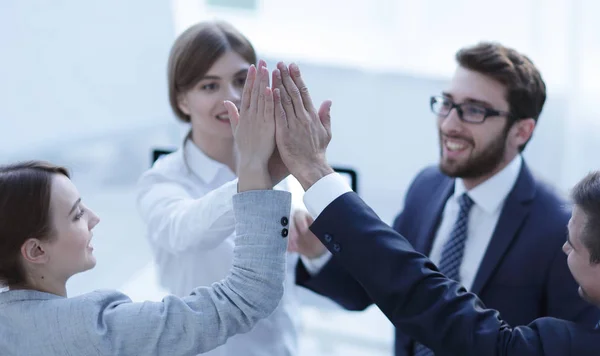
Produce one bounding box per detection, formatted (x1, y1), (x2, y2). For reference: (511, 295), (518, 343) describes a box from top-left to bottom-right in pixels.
(287, 42), (600, 355)
(268, 59), (600, 355)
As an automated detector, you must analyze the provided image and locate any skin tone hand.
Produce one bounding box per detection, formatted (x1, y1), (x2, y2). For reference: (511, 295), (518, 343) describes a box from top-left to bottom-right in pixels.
(271, 62), (334, 190)
(288, 209), (327, 259)
(266, 68), (291, 186)
(225, 60), (275, 192)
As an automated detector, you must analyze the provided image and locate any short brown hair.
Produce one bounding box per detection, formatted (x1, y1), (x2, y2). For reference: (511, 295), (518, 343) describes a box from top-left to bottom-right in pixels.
(0, 161), (70, 287)
(456, 42), (546, 151)
(571, 171), (600, 264)
(167, 21), (256, 122)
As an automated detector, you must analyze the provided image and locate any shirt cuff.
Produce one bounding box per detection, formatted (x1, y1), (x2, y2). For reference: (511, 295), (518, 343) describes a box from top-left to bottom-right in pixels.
(300, 251), (333, 275)
(303, 172), (352, 219)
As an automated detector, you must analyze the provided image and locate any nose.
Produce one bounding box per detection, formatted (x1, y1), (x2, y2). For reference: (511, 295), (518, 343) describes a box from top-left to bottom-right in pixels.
(439, 107), (463, 133)
(562, 240), (571, 255)
(225, 83), (242, 107)
(88, 209), (101, 230)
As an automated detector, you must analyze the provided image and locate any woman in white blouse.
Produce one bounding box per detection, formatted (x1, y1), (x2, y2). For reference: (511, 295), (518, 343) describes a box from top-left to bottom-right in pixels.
(136, 21), (300, 356)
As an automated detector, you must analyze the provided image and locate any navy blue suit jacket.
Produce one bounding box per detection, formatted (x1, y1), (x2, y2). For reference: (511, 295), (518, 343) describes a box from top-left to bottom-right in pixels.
(297, 163), (600, 354)
(305, 191), (600, 355)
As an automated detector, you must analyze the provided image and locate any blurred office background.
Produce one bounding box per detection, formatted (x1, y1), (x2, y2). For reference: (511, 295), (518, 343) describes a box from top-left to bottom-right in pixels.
(2, 0), (600, 354)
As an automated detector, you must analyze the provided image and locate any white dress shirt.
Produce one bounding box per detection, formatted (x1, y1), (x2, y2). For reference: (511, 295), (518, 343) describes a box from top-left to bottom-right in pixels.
(137, 135), (300, 356)
(428, 155), (522, 290)
(302, 155), (523, 292)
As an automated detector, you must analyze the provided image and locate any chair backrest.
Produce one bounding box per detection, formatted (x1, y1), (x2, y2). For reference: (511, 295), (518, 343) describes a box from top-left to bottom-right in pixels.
(151, 148), (358, 193)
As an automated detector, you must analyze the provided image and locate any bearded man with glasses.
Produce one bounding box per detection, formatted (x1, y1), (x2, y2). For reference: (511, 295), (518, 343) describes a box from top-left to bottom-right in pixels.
(292, 42), (600, 356)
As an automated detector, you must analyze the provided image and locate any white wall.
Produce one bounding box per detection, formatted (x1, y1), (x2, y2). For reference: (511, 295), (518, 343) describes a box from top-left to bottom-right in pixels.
(0, 0), (176, 155)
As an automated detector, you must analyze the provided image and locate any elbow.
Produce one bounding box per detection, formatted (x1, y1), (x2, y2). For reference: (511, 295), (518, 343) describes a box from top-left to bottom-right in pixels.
(253, 282), (285, 321)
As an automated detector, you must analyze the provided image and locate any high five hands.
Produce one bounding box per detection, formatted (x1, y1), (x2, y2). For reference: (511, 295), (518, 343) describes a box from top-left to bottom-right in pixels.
(224, 59), (333, 257)
(225, 60), (335, 191)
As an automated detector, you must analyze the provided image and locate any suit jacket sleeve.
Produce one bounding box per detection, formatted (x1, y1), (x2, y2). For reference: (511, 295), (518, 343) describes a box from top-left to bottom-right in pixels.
(296, 253), (374, 311)
(76, 191), (290, 356)
(310, 192), (599, 356)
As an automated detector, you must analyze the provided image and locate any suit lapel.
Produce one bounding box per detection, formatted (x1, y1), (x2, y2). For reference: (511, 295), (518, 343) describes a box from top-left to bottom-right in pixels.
(417, 178), (454, 256)
(470, 163), (536, 295)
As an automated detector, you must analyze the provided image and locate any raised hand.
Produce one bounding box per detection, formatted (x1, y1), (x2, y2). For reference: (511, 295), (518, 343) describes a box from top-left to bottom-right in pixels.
(272, 62), (334, 190)
(225, 60), (275, 192)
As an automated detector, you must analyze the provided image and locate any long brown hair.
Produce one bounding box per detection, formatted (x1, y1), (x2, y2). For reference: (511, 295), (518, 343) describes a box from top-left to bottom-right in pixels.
(0, 161), (70, 286)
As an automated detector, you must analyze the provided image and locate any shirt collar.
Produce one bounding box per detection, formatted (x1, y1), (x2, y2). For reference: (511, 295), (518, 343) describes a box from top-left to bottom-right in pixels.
(454, 155), (523, 214)
(0, 289), (64, 305)
(182, 132), (232, 184)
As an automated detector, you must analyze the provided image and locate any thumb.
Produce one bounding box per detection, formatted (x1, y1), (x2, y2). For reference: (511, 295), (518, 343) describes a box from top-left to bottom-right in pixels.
(305, 213), (314, 226)
(318, 100), (332, 134)
(224, 101), (240, 133)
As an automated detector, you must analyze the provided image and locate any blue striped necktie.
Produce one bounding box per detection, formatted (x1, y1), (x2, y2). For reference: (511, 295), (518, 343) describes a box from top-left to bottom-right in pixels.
(413, 193), (474, 356)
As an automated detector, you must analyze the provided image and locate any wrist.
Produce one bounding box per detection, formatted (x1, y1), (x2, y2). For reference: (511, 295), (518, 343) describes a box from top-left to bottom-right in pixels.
(296, 162), (334, 191)
(237, 163), (271, 192)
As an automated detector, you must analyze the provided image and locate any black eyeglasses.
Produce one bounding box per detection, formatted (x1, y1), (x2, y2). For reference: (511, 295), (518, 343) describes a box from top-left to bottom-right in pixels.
(430, 96), (516, 124)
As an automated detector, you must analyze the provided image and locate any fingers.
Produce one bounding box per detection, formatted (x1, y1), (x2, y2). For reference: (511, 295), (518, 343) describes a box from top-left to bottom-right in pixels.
(249, 62), (266, 114)
(294, 210), (313, 231)
(273, 68), (295, 126)
(256, 66), (268, 120)
(277, 62), (304, 117)
(318, 100), (333, 136)
(259, 59), (270, 88)
(289, 63), (314, 112)
(264, 87), (274, 124)
(273, 87), (288, 130)
(224, 100), (240, 133)
(241, 65), (256, 111)
(272, 66), (281, 92)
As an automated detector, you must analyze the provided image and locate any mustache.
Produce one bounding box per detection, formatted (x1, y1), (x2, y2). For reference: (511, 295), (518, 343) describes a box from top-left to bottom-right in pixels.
(440, 133), (474, 146)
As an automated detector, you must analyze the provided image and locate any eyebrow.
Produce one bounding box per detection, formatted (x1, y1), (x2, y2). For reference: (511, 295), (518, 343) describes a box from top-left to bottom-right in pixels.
(200, 69), (249, 81)
(68, 198), (82, 217)
(441, 92), (494, 108)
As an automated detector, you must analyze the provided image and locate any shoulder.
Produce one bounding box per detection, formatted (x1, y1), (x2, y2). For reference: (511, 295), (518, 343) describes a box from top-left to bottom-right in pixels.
(137, 149), (191, 191)
(530, 173), (571, 223)
(405, 165), (450, 198)
(70, 289), (133, 310)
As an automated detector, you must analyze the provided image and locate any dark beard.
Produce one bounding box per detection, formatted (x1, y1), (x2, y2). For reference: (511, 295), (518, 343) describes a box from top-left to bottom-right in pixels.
(439, 125), (510, 179)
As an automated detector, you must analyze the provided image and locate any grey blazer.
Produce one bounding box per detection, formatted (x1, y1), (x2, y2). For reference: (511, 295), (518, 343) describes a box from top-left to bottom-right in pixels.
(0, 190), (291, 356)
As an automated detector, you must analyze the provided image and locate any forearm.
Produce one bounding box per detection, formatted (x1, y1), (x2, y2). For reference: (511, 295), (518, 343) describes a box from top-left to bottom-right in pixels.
(92, 190), (291, 355)
(296, 256), (373, 311)
(309, 192), (506, 354)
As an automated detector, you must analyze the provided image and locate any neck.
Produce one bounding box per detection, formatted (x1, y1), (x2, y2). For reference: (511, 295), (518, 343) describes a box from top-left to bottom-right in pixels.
(191, 128), (236, 173)
(10, 275), (68, 297)
(461, 153), (518, 190)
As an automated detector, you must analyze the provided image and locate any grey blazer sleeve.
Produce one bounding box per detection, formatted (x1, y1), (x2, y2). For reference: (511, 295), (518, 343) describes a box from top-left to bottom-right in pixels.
(73, 190), (291, 355)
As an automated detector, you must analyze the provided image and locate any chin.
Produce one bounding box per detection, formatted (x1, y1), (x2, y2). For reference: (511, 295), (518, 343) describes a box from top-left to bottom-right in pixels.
(84, 257), (97, 271)
(578, 286), (599, 306)
(439, 160), (463, 177)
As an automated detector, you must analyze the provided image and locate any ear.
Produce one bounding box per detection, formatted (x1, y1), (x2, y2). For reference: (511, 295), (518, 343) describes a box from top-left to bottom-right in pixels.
(177, 93), (191, 116)
(510, 118), (536, 148)
(20, 238), (50, 265)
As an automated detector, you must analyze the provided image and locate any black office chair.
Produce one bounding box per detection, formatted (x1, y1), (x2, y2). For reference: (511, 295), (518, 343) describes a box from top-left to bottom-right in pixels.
(151, 148), (359, 193)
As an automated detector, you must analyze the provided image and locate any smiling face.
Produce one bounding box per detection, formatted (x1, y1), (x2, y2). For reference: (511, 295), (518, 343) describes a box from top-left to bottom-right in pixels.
(38, 174), (100, 281)
(437, 66), (514, 180)
(177, 50), (251, 140)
